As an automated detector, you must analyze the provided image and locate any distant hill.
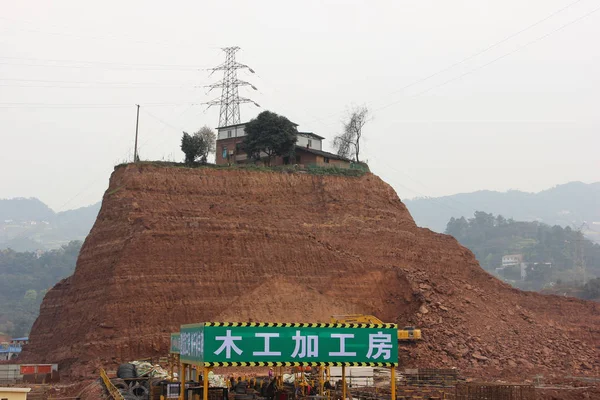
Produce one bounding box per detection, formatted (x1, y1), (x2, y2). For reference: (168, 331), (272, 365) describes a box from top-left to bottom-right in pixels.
(0, 241), (82, 337)
(445, 211), (600, 290)
(404, 181), (600, 242)
(0, 198), (101, 251)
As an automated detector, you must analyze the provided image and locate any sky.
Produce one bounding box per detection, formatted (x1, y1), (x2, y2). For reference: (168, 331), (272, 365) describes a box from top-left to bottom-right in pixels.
(0, 0), (599, 211)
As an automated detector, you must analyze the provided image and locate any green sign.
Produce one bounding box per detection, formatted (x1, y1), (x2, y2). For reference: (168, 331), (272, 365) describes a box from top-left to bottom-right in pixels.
(170, 332), (181, 354)
(179, 322), (397, 366)
(180, 324), (204, 364)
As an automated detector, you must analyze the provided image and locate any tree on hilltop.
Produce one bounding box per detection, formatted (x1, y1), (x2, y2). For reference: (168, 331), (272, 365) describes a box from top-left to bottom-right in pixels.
(180, 126), (216, 164)
(196, 126), (216, 162)
(333, 105), (370, 162)
(243, 111), (297, 166)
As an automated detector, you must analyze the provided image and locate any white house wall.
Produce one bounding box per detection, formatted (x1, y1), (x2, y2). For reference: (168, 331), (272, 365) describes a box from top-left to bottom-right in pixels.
(296, 135), (322, 150)
(217, 126), (246, 140)
(218, 127), (324, 151)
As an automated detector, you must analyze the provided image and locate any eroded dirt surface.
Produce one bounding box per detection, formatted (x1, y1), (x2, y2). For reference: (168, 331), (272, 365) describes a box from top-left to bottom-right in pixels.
(20, 165), (600, 384)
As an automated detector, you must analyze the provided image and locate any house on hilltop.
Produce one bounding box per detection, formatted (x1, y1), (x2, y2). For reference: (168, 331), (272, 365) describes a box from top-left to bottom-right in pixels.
(215, 122), (351, 167)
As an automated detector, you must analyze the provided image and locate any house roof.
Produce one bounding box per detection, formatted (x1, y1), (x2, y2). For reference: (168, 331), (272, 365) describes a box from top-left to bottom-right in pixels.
(218, 120), (300, 130)
(298, 132), (325, 140)
(217, 122), (249, 130)
(295, 146), (352, 162)
(0, 346), (22, 353)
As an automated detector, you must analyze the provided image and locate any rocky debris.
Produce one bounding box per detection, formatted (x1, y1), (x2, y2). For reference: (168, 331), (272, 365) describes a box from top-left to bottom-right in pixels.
(20, 164), (600, 381)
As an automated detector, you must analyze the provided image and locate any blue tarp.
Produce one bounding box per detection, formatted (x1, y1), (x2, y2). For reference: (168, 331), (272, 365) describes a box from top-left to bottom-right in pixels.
(0, 346), (22, 353)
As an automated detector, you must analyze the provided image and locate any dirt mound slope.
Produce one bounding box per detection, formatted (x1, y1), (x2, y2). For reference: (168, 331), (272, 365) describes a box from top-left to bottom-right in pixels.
(21, 164), (600, 380)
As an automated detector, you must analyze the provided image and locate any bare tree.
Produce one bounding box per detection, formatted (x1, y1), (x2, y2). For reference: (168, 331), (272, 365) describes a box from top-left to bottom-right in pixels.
(195, 126), (216, 163)
(333, 106), (369, 162)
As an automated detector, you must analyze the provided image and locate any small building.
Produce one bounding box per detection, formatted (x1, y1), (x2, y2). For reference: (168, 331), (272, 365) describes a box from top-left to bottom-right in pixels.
(501, 254), (523, 268)
(0, 387), (31, 400)
(496, 254), (528, 281)
(215, 123), (351, 167)
(10, 337), (28, 348)
(0, 346), (22, 361)
(0, 338), (29, 361)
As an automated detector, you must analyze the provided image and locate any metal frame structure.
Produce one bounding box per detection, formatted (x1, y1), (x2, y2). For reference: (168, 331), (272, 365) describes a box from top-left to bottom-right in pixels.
(175, 321), (398, 400)
(206, 47), (259, 127)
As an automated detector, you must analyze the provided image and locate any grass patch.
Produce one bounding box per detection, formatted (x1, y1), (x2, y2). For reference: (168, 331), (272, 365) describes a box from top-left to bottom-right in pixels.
(114, 161), (368, 177)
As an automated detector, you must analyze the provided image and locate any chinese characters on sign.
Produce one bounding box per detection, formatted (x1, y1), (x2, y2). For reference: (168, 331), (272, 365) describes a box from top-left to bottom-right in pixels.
(170, 333), (181, 354)
(179, 323), (397, 366)
(180, 324), (205, 364)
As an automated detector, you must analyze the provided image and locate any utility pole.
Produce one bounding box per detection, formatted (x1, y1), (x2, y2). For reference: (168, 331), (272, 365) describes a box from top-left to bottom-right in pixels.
(573, 223), (588, 284)
(134, 104), (140, 162)
(205, 47), (260, 127)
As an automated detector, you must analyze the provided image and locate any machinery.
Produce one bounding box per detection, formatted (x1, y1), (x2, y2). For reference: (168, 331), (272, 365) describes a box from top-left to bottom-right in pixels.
(330, 314), (422, 341)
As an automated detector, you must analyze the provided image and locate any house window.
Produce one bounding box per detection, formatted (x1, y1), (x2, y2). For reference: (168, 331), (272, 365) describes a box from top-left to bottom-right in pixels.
(227, 130), (232, 138)
(296, 155), (301, 164)
(222, 146), (228, 159)
(307, 139), (312, 148)
(324, 157), (330, 163)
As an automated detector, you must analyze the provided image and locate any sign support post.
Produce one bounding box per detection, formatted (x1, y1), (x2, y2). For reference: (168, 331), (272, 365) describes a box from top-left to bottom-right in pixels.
(203, 367), (210, 400)
(319, 366), (324, 396)
(342, 365), (346, 400)
(179, 363), (186, 400)
(390, 366), (396, 400)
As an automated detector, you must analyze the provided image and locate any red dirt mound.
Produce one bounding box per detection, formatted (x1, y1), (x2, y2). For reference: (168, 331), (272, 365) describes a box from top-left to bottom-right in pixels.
(20, 164), (600, 381)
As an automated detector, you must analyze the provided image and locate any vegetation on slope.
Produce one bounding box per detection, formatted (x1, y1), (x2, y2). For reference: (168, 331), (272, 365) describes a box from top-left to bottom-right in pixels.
(0, 241), (81, 337)
(446, 211), (600, 292)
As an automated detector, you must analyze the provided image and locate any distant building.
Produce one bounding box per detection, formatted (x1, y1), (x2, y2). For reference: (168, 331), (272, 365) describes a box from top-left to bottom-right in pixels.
(496, 254), (528, 280)
(502, 254), (524, 268)
(0, 345), (22, 361)
(0, 337), (29, 361)
(10, 337), (28, 347)
(215, 122), (351, 168)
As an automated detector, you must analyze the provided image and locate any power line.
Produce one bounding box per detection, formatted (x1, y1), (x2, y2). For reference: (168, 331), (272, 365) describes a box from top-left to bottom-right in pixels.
(303, 0), (594, 125)
(0, 78), (202, 85)
(0, 56), (210, 70)
(137, 105), (195, 156)
(0, 16), (209, 49)
(0, 102), (196, 109)
(373, 4), (600, 113)
(377, 0), (585, 100)
(0, 60), (206, 71)
(0, 84), (198, 89)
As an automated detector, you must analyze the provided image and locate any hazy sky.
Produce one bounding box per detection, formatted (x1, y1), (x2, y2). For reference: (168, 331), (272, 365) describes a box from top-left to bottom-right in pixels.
(1, 0), (599, 211)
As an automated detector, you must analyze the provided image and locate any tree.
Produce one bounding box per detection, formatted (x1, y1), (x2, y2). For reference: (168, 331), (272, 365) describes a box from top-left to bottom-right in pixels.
(181, 127), (215, 164)
(195, 126), (216, 163)
(243, 111), (298, 166)
(583, 278), (600, 300)
(333, 105), (369, 162)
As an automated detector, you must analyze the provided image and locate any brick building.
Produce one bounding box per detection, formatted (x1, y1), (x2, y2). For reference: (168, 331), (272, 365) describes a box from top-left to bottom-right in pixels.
(215, 122), (351, 167)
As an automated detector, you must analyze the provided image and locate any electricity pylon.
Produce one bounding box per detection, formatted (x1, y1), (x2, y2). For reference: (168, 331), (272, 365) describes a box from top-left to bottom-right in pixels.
(205, 47), (259, 127)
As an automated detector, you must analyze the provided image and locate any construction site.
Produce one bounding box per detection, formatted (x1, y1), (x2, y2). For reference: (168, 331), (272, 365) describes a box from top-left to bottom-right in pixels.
(0, 162), (594, 400)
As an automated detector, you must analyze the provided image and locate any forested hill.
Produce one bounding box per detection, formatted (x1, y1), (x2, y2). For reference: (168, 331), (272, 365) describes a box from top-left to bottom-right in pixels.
(405, 181), (600, 243)
(0, 241), (82, 337)
(446, 211), (600, 291)
(0, 198), (100, 251)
